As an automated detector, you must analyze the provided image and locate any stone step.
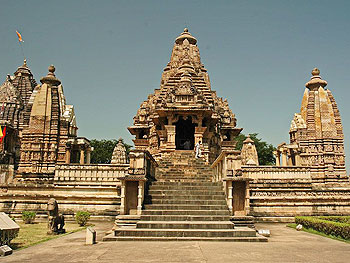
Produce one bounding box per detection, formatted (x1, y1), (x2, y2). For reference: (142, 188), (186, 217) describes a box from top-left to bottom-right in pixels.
(156, 169), (213, 171)
(155, 177), (214, 180)
(113, 227), (257, 238)
(153, 178), (213, 183)
(145, 199), (227, 205)
(147, 190), (225, 196)
(157, 170), (212, 173)
(156, 173), (212, 176)
(149, 185), (222, 191)
(157, 172), (213, 175)
(157, 167), (213, 171)
(148, 194), (226, 201)
(151, 181), (221, 186)
(140, 215), (231, 221)
(144, 204), (228, 210)
(103, 235), (268, 242)
(136, 221), (234, 229)
(142, 210), (230, 216)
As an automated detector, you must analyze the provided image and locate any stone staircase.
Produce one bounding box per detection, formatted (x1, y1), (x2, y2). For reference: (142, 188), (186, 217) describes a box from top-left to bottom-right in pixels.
(104, 151), (267, 241)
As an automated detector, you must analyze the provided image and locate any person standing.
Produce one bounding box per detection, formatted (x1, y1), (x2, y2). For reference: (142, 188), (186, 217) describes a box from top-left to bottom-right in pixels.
(195, 141), (202, 158)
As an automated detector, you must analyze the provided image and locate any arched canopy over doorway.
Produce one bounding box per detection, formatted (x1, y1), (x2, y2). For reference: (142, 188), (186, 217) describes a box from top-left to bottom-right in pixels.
(175, 116), (195, 150)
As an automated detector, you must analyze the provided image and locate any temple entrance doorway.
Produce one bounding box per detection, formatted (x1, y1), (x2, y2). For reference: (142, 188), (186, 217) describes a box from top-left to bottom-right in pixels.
(175, 117), (195, 150)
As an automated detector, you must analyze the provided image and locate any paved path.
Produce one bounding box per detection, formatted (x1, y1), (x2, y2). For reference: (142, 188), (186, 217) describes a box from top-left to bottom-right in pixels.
(3, 223), (349, 263)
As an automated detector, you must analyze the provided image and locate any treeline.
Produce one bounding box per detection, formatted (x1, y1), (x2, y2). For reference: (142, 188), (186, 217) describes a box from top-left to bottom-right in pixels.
(90, 139), (132, 164)
(90, 133), (275, 165)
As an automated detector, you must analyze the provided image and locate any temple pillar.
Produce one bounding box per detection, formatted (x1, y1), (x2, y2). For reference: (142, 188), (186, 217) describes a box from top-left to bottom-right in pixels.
(137, 181), (144, 215)
(245, 182), (250, 216)
(120, 180), (126, 215)
(80, 149), (85, 164)
(295, 151), (301, 166)
(165, 125), (176, 150)
(65, 148), (71, 164)
(227, 181), (233, 215)
(288, 150), (293, 166)
(281, 149), (288, 166)
(273, 150), (280, 166)
(194, 127), (207, 145)
(86, 148), (91, 164)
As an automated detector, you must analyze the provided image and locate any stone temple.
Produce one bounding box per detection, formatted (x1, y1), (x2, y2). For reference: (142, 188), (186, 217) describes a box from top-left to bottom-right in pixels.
(0, 29), (349, 241)
(128, 28), (241, 164)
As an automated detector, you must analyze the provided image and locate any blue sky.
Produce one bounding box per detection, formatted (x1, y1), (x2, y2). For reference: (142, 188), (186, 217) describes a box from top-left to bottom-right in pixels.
(1, 0), (349, 170)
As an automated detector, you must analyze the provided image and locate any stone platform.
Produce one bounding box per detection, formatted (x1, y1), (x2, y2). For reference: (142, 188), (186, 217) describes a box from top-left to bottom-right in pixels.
(3, 222), (350, 263)
(106, 151), (266, 242)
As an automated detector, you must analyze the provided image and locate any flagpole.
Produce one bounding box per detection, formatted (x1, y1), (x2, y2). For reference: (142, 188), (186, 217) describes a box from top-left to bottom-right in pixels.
(19, 41), (26, 60)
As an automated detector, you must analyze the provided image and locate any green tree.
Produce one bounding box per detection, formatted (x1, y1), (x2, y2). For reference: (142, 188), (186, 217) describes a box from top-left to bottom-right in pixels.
(90, 139), (132, 164)
(235, 133), (276, 165)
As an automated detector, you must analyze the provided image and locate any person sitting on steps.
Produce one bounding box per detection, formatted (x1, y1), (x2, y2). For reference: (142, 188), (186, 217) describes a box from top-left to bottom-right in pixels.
(183, 140), (191, 150)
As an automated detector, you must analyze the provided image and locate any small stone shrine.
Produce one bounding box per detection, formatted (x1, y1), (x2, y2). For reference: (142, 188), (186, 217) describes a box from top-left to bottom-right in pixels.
(111, 138), (127, 164)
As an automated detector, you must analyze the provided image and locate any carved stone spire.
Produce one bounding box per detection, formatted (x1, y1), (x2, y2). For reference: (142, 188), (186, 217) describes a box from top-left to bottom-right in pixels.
(241, 135), (259, 166)
(288, 68), (346, 181)
(166, 28), (203, 77)
(40, 65), (61, 86)
(12, 59), (37, 107)
(111, 138), (127, 164)
(305, 68), (328, 91)
(175, 28), (197, 45)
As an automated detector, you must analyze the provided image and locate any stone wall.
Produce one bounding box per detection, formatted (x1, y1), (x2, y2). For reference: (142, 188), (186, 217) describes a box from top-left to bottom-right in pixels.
(242, 166), (311, 180)
(54, 164), (128, 186)
(244, 166), (350, 222)
(0, 164), (128, 220)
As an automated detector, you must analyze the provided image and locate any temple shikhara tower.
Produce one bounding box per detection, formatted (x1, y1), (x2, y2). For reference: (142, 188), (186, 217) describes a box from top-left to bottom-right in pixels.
(0, 60), (37, 166)
(129, 28), (241, 163)
(276, 68), (346, 183)
(0, 28), (349, 241)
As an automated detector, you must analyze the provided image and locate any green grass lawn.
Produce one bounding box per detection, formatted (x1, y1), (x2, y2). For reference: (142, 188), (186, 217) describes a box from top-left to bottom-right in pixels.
(10, 222), (87, 250)
(287, 223), (350, 244)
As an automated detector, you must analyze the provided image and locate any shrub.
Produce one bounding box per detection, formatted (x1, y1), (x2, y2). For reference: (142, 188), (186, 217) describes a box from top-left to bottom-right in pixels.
(317, 216), (350, 224)
(75, 211), (91, 226)
(295, 216), (350, 240)
(22, 211), (36, 224)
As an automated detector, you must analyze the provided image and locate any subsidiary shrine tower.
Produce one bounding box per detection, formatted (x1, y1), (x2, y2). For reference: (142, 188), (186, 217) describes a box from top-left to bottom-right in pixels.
(277, 68), (347, 183)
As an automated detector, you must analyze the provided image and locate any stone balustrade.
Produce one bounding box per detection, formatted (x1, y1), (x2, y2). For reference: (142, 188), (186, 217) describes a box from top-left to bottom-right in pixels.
(54, 164), (129, 186)
(211, 150), (251, 216)
(242, 166), (311, 180)
(211, 150), (242, 182)
(120, 150), (158, 216)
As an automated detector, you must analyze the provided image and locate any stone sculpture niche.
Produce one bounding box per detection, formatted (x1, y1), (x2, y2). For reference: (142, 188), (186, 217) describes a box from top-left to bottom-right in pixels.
(47, 198), (65, 235)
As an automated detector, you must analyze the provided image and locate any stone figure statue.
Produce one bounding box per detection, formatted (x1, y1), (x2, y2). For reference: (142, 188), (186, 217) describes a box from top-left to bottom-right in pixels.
(47, 198), (65, 235)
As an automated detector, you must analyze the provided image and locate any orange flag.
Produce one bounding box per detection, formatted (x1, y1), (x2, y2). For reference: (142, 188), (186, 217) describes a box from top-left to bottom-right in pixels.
(0, 127), (6, 143)
(16, 31), (23, 42)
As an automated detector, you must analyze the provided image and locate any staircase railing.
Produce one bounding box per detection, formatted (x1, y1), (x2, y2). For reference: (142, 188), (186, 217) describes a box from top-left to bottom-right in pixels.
(119, 150), (158, 215)
(211, 150), (242, 182)
(211, 150), (251, 216)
